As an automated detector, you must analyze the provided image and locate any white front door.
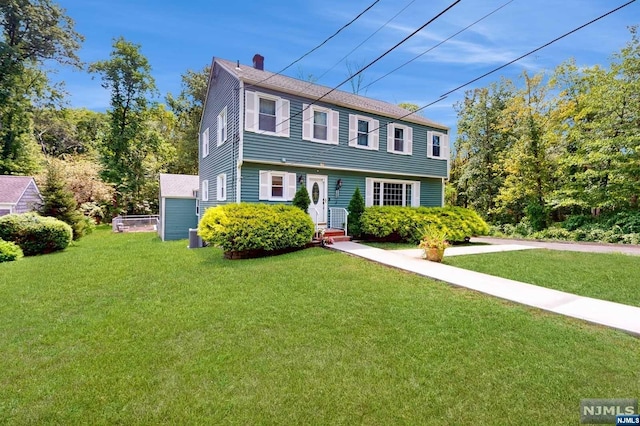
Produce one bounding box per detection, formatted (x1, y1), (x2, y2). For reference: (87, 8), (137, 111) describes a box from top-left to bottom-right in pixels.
(307, 175), (327, 227)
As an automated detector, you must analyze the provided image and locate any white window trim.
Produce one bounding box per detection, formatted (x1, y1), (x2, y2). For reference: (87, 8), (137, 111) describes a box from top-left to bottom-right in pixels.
(365, 177), (420, 207)
(259, 171), (297, 201)
(201, 127), (210, 158)
(201, 180), (209, 202)
(386, 123), (413, 156)
(244, 90), (290, 137)
(348, 114), (379, 151)
(427, 131), (449, 159)
(302, 104), (339, 145)
(217, 173), (227, 201)
(217, 107), (228, 147)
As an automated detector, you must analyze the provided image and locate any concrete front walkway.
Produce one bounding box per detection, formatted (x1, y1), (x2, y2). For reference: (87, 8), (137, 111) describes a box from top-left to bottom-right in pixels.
(472, 236), (640, 256)
(331, 241), (640, 336)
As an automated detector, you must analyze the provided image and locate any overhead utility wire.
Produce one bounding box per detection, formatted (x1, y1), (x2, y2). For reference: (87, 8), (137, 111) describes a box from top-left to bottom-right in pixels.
(360, 0), (515, 92)
(278, 0), (462, 128)
(298, 0), (635, 162)
(244, 0), (381, 90)
(267, 0), (418, 128)
(310, 0), (418, 85)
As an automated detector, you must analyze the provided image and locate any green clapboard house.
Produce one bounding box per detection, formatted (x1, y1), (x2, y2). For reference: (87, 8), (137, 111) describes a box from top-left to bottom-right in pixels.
(198, 54), (450, 233)
(158, 173), (199, 241)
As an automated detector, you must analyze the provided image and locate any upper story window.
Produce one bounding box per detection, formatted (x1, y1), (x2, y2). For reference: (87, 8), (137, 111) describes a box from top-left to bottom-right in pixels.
(313, 110), (328, 140)
(201, 127), (210, 158)
(245, 91), (290, 137)
(259, 98), (276, 132)
(217, 107), (227, 146)
(302, 104), (339, 145)
(259, 171), (297, 201)
(427, 131), (449, 160)
(387, 123), (412, 155)
(348, 114), (379, 150)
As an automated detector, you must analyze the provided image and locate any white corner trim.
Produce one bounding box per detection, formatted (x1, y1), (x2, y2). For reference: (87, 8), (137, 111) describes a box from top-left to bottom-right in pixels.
(237, 80), (244, 204)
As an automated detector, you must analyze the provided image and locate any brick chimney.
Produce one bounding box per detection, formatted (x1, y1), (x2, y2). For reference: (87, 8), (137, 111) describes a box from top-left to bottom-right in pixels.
(252, 54), (264, 71)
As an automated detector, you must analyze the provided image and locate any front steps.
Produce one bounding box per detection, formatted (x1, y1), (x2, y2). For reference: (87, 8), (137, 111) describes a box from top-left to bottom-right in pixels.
(313, 228), (351, 243)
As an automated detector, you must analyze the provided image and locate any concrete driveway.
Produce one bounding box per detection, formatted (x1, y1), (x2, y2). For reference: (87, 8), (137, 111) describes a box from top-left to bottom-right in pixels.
(471, 237), (640, 256)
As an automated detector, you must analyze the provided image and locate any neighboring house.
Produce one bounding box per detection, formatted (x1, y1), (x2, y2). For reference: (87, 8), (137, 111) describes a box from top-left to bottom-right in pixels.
(158, 173), (199, 241)
(0, 176), (43, 217)
(198, 54), (450, 231)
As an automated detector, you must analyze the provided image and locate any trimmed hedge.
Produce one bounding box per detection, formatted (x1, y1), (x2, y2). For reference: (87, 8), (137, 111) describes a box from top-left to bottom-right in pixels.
(0, 213), (73, 256)
(198, 203), (315, 254)
(0, 239), (23, 262)
(360, 206), (489, 243)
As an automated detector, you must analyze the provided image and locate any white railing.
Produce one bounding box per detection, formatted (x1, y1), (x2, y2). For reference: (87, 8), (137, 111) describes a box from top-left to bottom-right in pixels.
(329, 208), (348, 236)
(112, 215), (159, 233)
(311, 207), (320, 237)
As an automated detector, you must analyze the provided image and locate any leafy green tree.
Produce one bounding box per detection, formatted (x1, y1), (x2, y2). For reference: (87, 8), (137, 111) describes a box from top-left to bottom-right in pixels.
(165, 65), (209, 174)
(451, 80), (513, 220)
(40, 161), (87, 239)
(494, 72), (559, 227)
(89, 37), (160, 214)
(292, 185), (311, 212)
(347, 187), (365, 237)
(551, 27), (640, 213)
(33, 108), (107, 157)
(0, 0), (83, 174)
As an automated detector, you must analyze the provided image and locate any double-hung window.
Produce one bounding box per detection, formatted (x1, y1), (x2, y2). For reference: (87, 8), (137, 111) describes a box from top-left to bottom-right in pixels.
(387, 123), (412, 155)
(427, 131), (449, 159)
(217, 107), (227, 146)
(259, 98), (276, 132)
(201, 180), (209, 202)
(348, 114), (379, 150)
(365, 178), (420, 207)
(258, 171), (297, 201)
(302, 104), (339, 144)
(217, 173), (227, 201)
(245, 91), (290, 137)
(201, 127), (209, 158)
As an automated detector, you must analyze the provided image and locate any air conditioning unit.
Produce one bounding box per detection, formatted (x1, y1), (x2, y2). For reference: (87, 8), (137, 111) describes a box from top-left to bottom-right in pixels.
(188, 228), (203, 249)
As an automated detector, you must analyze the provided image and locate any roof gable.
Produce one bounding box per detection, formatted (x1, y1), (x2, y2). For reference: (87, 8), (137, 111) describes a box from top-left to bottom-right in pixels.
(0, 176), (39, 204)
(159, 173), (199, 198)
(214, 57), (447, 131)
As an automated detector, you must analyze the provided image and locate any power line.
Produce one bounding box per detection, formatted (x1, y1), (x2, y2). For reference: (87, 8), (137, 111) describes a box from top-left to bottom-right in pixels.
(244, 0), (381, 90)
(310, 0), (418, 87)
(278, 0), (462, 129)
(360, 0), (515, 92)
(296, 0), (635, 162)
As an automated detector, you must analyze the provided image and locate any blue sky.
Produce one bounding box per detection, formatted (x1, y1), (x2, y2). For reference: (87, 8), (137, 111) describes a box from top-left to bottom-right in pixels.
(52, 0), (638, 134)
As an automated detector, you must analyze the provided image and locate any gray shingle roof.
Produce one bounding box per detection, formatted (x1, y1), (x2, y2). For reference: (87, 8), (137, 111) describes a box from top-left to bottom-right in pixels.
(215, 58), (447, 130)
(159, 174), (199, 198)
(0, 176), (37, 204)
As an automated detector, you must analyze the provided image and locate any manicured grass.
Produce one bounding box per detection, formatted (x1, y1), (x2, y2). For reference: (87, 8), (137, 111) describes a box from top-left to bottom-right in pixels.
(444, 249), (640, 307)
(1, 228), (638, 424)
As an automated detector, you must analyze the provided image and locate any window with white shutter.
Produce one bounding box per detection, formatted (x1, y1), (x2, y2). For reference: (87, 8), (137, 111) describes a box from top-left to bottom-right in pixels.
(348, 114), (379, 150)
(258, 171), (297, 201)
(245, 91), (290, 137)
(386, 123), (412, 155)
(202, 180), (209, 202)
(302, 104), (339, 145)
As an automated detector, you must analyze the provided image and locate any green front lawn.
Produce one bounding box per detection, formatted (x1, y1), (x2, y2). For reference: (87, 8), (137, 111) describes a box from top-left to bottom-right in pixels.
(1, 228), (638, 424)
(444, 249), (640, 307)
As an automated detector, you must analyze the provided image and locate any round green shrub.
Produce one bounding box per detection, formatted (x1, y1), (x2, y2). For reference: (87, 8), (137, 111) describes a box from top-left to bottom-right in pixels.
(198, 203), (315, 253)
(0, 239), (23, 262)
(292, 185), (311, 213)
(0, 213), (73, 256)
(360, 206), (489, 243)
